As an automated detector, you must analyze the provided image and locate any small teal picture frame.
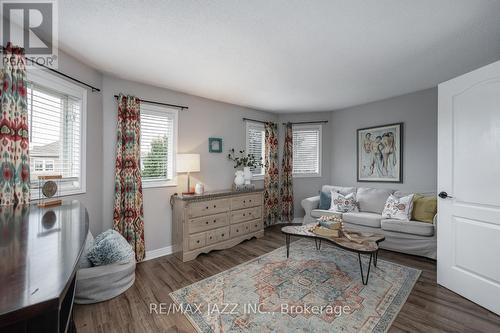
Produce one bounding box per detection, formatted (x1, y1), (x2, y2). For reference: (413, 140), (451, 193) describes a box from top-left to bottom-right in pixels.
(209, 137), (223, 153)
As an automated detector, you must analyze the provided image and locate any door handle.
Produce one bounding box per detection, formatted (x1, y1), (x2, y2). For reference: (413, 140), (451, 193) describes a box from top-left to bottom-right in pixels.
(438, 191), (453, 199)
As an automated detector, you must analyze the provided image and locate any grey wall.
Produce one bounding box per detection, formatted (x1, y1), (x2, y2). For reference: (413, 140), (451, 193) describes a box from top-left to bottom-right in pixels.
(101, 74), (277, 252)
(330, 88), (437, 193)
(277, 112), (332, 218)
(56, 50), (103, 236)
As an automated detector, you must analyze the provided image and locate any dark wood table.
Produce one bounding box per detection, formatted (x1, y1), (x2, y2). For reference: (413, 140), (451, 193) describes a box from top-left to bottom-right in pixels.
(0, 200), (89, 332)
(281, 225), (385, 285)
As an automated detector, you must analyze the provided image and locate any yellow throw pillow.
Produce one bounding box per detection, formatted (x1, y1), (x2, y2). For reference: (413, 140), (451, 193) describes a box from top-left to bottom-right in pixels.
(411, 195), (437, 223)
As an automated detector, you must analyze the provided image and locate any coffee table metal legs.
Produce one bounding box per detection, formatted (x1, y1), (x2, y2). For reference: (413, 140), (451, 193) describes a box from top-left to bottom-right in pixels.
(358, 253), (373, 285)
(285, 234), (290, 258)
(314, 238), (322, 250)
(374, 250), (378, 267)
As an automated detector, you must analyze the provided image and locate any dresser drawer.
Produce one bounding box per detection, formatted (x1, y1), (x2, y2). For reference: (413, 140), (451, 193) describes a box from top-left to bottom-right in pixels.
(249, 219), (263, 232)
(188, 233), (206, 250)
(207, 226), (230, 245)
(230, 223), (247, 238)
(188, 198), (230, 218)
(231, 206), (262, 224)
(188, 213), (228, 234)
(231, 194), (262, 210)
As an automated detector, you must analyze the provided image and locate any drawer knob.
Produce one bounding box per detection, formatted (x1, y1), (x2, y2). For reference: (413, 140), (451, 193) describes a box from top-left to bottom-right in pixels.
(243, 200), (246, 203)
(243, 214), (246, 216)
(209, 236), (212, 239)
(196, 240), (200, 243)
(214, 205), (217, 208)
(206, 221), (209, 224)
(254, 224), (257, 227)
(236, 229), (239, 232)
(206, 206), (209, 209)
(213, 219), (216, 223)
(221, 233), (225, 237)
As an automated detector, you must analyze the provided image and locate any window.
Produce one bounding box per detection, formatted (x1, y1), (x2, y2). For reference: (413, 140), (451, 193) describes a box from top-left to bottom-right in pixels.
(292, 124), (322, 177)
(27, 70), (87, 198)
(245, 121), (265, 178)
(140, 103), (178, 187)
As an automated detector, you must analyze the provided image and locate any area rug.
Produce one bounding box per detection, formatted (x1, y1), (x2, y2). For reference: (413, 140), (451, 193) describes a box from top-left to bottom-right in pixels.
(170, 239), (420, 333)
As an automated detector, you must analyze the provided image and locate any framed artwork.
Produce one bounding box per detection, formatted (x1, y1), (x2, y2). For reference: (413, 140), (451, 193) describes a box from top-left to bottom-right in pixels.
(208, 137), (223, 153)
(357, 123), (403, 183)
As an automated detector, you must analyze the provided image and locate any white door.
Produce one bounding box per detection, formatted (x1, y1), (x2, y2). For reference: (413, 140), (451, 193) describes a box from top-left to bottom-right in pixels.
(438, 60), (500, 315)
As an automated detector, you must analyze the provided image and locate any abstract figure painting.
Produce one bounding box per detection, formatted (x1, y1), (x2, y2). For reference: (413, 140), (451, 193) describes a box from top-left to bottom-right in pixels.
(357, 123), (403, 183)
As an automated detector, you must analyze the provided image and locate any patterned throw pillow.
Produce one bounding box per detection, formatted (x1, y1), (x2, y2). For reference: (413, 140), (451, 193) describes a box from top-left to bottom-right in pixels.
(382, 194), (415, 221)
(329, 191), (358, 213)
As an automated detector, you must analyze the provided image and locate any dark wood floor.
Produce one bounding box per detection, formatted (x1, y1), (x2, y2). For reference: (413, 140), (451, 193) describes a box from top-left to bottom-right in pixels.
(74, 226), (500, 333)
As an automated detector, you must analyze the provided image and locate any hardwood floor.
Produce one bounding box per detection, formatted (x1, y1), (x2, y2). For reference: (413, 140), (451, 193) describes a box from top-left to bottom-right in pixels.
(74, 226), (500, 332)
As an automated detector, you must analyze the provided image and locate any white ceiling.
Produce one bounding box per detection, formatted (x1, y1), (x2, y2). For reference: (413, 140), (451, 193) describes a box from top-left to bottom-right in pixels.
(59, 0), (500, 113)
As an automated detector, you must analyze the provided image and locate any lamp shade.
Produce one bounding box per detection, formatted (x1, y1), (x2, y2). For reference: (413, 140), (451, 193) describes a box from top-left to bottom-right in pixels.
(176, 154), (200, 173)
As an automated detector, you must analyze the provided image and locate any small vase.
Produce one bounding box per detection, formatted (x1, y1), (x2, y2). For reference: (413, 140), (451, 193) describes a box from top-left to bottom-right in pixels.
(243, 167), (252, 185)
(234, 170), (245, 187)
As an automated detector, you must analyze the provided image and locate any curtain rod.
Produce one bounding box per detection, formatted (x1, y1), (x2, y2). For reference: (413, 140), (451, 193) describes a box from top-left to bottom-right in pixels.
(243, 117), (268, 124)
(282, 120), (328, 125)
(25, 58), (101, 92)
(114, 95), (188, 110)
(243, 118), (328, 125)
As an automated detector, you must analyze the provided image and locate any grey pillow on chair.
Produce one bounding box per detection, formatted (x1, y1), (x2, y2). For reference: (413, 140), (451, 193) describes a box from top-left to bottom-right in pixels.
(87, 229), (135, 266)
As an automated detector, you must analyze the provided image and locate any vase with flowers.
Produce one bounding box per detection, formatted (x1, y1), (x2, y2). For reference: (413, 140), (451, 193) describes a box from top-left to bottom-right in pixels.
(227, 148), (263, 187)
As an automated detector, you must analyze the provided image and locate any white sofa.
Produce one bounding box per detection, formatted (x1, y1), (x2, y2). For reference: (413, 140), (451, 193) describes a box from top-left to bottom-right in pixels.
(301, 185), (437, 259)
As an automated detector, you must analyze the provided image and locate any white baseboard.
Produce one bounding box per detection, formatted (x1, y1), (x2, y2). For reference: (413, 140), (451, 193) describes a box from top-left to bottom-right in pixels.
(145, 245), (173, 261)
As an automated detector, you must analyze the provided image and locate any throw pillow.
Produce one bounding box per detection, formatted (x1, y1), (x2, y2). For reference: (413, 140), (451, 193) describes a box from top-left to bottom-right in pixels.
(382, 194), (414, 221)
(412, 195), (437, 223)
(87, 229), (135, 266)
(329, 191), (358, 213)
(319, 190), (331, 210)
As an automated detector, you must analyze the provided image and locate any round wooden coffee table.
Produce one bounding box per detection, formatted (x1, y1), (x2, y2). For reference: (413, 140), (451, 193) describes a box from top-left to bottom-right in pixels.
(281, 225), (385, 285)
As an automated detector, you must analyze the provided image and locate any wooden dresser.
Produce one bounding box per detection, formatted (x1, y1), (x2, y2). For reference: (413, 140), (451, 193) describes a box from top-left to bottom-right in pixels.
(172, 189), (264, 261)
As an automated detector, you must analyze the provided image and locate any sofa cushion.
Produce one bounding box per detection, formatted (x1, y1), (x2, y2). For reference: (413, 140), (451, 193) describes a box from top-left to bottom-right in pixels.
(322, 185), (356, 196)
(356, 187), (394, 214)
(311, 209), (341, 219)
(342, 212), (382, 228)
(381, 219), (434, 236)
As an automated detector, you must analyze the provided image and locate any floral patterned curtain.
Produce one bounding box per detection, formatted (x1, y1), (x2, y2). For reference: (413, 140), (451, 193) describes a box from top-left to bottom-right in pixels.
(281, 123), (293, 222)
(0, 44), (30, 206)
(113, 94), (145, 261)
(264, 122), (279, 226)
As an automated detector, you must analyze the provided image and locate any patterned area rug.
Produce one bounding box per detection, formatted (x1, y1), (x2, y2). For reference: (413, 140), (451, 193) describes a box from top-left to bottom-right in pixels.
(170, 239), (420, 333)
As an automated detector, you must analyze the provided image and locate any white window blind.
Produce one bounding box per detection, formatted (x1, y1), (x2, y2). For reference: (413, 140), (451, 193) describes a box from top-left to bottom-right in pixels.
(27, 81), (84, 196)
(245, 121), (265, 177)
(292, 124), (321, 177)
(140, 104), (178, 187)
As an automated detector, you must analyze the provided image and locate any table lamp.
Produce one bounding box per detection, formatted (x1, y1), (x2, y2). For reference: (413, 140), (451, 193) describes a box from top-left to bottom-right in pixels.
(176, 154), (200, 195)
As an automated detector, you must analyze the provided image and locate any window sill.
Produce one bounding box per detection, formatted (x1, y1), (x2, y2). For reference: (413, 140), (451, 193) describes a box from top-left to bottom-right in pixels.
(292, 173), (322, 179)
(142, 181), (177, 189)
(252, 175), (265, 181)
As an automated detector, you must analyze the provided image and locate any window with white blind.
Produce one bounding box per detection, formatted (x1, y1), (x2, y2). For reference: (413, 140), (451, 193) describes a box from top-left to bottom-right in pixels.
(245, 121), (265, 178)
(293, 124), (322, 177)
(27, 70), (87, 199)
(140, 103), (178, 187)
